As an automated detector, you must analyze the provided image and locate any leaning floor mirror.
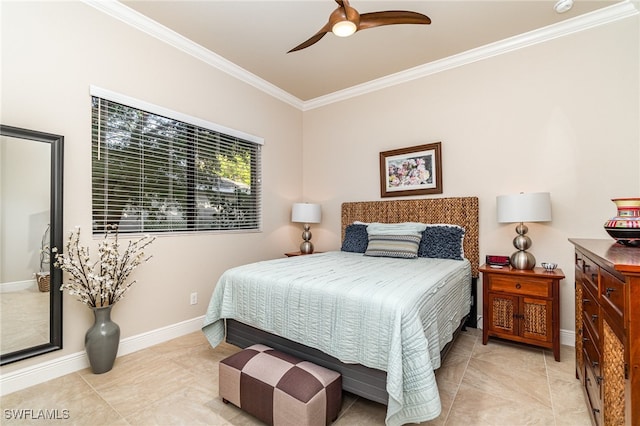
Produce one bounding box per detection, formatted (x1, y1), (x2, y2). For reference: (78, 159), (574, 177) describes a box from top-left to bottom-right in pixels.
(0, 125), (64, 365)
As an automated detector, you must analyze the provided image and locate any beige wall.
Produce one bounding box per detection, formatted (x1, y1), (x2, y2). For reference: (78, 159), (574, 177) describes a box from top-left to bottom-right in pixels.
(0, 1), (302, 373)
(303, 16), (640, 334)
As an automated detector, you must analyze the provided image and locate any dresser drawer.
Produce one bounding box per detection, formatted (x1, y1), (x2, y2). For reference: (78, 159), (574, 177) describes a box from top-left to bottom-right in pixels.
(583, 321), (603, 425)
(583, 353), (603, 425)
(582, 322), (601, 374)
(581, 254), (599, 296)
(581, 283), (600, 342)
(600, 269), (625, 325)
(488, 276), (551, 298)
(575, 251), (586, 277)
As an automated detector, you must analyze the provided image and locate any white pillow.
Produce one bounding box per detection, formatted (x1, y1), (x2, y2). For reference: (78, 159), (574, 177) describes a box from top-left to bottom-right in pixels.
(366, 222), (427, 235)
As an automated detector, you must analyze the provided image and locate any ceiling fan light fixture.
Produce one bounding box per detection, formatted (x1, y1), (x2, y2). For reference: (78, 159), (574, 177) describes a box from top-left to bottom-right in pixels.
(332, 20), (357, 37)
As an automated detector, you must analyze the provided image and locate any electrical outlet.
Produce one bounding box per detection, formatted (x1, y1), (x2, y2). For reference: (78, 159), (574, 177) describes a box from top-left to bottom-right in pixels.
(190, 292), (198, 305)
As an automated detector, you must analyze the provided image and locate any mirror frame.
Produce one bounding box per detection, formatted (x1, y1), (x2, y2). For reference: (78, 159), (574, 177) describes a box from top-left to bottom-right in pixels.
(0, 125), (64, 365)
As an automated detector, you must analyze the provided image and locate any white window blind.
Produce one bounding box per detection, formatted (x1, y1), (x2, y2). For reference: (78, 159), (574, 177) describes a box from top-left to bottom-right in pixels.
(91, 93), (262, 235)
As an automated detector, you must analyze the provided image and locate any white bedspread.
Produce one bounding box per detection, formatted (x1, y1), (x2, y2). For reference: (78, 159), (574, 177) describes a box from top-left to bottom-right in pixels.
(202, 251), (471, 426)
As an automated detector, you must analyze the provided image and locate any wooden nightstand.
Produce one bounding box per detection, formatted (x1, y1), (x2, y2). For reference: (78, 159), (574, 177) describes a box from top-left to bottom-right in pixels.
(284, 251), (323, 257)
(480, 264), (565, 361)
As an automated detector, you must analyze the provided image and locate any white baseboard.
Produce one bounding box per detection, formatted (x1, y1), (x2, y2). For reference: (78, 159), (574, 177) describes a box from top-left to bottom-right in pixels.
(560, 329), (575, 347)
(0, 280), (36, 293)
(0, 315), (205, 396)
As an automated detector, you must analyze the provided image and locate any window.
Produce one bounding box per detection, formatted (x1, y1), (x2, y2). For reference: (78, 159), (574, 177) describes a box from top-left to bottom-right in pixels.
(91, 87), (262, 235)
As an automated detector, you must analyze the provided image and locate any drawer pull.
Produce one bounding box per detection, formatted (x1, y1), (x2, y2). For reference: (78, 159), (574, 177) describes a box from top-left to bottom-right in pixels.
(625, 363), (629, 379)
(582, 337), (590, 343)
(591, 273), (597, 282)
(591, 314), (598, 323)
(605, 287), (615, 298)
(592, 408), (600, 414)
(582, 298), (590, 304)
(592, 361), (599, 368)
(596, 376), (603, 385)
(515, 283), (521, 289)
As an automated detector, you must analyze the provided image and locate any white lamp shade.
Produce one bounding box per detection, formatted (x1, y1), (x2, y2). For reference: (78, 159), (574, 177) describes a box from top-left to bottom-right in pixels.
(497, 192), (552, 223)
(291, 203), (322, 224)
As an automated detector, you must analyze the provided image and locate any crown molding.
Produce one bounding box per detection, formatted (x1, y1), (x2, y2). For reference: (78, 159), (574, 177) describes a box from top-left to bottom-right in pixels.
(303, 0), (639, 110)
(83, 0), (304, 110)
(84, 0), (637, 112)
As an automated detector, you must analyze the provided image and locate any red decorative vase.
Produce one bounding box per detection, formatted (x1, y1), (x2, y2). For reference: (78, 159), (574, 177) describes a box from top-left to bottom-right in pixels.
(604, 198), (640, 247)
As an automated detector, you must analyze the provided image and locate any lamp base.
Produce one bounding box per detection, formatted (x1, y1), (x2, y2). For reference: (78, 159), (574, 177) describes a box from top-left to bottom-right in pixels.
(510, 250), (536, 270)
(510, 222), (536, 269)
(300, 224), (314, 254)
(300, 241), (314, 254)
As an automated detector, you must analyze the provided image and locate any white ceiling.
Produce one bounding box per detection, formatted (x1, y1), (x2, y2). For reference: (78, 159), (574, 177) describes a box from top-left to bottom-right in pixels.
(112, 0), (633, 106)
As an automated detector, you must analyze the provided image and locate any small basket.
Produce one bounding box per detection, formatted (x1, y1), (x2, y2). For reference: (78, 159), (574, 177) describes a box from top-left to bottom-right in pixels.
(36, 272), (50, 292)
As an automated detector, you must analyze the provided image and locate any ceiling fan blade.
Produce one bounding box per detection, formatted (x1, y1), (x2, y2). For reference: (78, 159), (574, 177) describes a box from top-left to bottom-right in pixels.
(358, 11), (431, 31)
(287, 1), (350, 53)
(288, 1), (429, 52)
(288, 25), (331, 53)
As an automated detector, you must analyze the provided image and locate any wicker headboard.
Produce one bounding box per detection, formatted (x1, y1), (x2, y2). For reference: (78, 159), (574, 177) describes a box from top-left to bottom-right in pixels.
(341, 197), (480, 277)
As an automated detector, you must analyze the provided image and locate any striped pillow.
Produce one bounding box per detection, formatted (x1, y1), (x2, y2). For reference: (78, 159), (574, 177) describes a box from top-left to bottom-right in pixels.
(364, 233), (422, 259)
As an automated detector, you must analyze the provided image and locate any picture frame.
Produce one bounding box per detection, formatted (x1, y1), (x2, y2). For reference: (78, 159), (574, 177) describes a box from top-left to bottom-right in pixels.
(379, 142), (442, 198)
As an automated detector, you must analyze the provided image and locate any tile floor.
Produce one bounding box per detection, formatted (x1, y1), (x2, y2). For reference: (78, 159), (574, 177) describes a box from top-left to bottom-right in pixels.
(1, 327), (592, 425)
(1, 288), (49, 354)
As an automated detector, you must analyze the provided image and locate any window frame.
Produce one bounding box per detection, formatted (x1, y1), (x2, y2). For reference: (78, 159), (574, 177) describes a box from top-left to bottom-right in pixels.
(90, 86), (263, 235)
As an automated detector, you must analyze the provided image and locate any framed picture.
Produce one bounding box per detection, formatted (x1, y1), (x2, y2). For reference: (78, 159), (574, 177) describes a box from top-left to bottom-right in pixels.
(379, 142), (442, 197)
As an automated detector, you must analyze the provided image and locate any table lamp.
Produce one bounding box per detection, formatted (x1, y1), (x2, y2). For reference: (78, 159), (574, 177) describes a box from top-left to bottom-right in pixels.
(291, 203), (322, 254)
(497, 192), (551, 269)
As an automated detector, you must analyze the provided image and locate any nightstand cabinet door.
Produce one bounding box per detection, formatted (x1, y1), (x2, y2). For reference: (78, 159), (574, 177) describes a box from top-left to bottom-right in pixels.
(521, 297), (553, 343)
(487, 293), (517, 337)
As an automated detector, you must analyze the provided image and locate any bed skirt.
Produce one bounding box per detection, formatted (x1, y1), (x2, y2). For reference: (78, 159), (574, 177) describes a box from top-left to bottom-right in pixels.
(225, 312), (470, 405)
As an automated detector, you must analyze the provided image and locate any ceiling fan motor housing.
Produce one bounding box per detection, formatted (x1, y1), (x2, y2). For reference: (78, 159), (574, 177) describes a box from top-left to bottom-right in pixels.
(330, 3), (360, 36)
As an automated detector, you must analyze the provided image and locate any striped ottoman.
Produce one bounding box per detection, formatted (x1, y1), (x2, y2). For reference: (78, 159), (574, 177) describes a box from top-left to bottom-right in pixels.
(219, 344), (342, 426)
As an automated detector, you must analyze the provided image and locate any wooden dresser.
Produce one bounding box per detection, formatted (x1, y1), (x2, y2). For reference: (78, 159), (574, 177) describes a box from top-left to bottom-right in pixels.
(570, 238), (640, 425)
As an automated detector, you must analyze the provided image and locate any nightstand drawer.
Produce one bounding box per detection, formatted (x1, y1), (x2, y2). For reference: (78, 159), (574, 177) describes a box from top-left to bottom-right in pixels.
(488, 276), (552, 298)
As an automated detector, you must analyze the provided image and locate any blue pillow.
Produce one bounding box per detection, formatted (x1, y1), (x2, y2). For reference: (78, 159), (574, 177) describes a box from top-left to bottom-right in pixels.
(341, 224), (369, 253)
(418, 225), (465, 260)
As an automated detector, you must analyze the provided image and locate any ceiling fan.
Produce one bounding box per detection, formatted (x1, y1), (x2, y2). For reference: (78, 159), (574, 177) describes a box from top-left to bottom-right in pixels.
(288, 0), (431, 53)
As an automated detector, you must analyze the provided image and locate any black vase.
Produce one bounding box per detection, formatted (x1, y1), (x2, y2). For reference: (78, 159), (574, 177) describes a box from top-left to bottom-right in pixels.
(85, 305), (120, 374)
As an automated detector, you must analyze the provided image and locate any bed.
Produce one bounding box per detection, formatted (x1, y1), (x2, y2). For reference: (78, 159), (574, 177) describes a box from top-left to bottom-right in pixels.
(203, 197), (479, 426)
